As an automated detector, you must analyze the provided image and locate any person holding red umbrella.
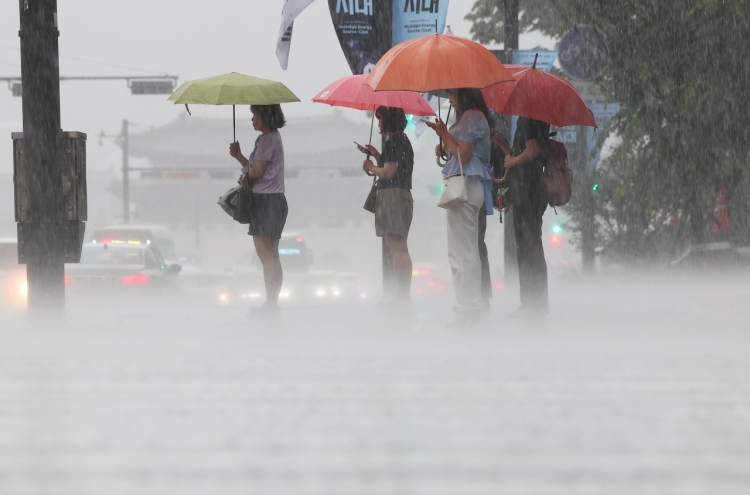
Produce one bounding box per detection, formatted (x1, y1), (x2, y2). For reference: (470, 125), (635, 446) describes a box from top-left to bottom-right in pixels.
(360, 106), (415, 305)
(492, 117), (550, 318)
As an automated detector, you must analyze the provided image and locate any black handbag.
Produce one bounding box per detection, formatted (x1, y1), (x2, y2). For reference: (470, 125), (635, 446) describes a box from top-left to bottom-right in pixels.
(363, 178), (377, 213)
(232, 184), (254, 224)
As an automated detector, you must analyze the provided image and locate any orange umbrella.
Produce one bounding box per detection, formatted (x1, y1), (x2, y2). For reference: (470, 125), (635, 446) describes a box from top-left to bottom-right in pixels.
(364, 34), (514, 92)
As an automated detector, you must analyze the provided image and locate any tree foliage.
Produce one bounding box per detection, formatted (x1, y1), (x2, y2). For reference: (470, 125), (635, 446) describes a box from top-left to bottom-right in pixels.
(467, 0), (750, 263)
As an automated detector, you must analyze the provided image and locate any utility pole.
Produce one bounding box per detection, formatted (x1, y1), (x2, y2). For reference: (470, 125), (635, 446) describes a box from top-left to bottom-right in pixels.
(121, 119), (130, 224)
(577, 127), (595, 272)
(504, 0), (519, 49)
(503, 0), (520, 283)
(18, 0), (66, 316)
(574, 9), (595, 273)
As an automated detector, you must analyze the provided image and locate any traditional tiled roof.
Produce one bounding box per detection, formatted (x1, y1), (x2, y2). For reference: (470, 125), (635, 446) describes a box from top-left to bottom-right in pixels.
(124, 111), (373, 174)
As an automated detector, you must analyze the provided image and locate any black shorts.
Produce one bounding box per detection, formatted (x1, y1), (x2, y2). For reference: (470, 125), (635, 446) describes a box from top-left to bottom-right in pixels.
(247, 192), (288, 240)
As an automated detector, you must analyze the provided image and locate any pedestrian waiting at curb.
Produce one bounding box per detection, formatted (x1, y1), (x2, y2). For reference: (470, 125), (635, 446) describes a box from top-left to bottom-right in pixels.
(426, 88), (494, 323)
(229, 104), (289, 318)
(359, 106), (415, 305)
(492, 117), (550, 318)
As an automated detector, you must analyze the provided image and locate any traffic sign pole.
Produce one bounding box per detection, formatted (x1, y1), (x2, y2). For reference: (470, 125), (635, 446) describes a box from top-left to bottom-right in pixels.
(502, 1), (519, 284)
(18, 0), (66, 317)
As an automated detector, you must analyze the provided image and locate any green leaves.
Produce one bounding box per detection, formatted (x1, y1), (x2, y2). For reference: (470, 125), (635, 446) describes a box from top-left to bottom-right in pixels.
(468, 0), (750, 261)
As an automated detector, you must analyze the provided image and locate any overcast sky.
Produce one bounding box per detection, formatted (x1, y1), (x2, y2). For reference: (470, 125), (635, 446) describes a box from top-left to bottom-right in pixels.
(0, 0), (554, 174)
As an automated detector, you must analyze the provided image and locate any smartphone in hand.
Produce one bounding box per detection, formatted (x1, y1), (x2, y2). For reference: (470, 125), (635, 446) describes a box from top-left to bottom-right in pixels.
(354, 141), (366, 153)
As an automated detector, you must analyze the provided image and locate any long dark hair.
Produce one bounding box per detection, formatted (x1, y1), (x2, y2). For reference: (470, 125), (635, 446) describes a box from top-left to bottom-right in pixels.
(250, 104), (286, 131)
(375, 106), (407, 133)
(452, 88), (490, 123)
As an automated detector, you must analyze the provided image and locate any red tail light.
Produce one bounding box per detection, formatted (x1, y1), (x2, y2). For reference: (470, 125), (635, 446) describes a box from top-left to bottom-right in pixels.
(64, 276), (70, 285)
(122, 274), (149, 285)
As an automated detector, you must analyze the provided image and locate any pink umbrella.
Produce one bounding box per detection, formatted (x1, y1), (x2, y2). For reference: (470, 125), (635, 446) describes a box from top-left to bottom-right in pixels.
(313, 74), (435, 162)
(313, 74), (435, 116)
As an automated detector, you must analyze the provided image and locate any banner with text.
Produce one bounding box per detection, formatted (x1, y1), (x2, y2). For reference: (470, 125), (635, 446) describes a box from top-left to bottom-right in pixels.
(328, 0), (392, 75)
(328, 0), (449, 75)
(392, 0), (448, 45)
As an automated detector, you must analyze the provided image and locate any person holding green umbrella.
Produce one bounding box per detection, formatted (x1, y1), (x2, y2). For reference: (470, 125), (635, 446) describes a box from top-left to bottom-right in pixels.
(169, 73), (299, 317)
(229, 104), (288, 317)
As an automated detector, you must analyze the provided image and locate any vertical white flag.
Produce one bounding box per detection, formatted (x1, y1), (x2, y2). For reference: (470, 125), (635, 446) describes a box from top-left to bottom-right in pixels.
(276, 0), (317, 70)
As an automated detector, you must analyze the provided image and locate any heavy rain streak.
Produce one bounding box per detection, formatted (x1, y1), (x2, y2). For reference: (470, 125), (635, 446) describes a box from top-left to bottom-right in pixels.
(1, 1), (749, 493)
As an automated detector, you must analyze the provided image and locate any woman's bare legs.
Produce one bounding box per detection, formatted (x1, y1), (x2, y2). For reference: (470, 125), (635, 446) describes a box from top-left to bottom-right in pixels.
(253, 235), (283, 306)
(385, 233), (412, 300)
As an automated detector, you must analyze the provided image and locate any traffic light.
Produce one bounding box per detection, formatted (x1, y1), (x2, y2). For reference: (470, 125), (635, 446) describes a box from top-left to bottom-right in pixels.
(548, 223), (563, 247)
(592, 183), (599, 192)
(130, 80), (174, 95)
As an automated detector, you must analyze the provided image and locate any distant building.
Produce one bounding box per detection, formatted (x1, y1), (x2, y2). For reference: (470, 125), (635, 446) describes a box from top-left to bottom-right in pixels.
(112, 111), (377, 229)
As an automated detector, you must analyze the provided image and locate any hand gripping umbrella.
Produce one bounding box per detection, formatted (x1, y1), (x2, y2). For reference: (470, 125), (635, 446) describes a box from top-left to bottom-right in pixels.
(167, 72), (300, 142)
(482, 57), (597, 184)
(312, 74), (436, 161)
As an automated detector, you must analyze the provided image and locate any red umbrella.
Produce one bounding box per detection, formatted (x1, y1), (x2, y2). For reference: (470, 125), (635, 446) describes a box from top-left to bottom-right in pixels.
(312, 74), (435, 116)
(482, 63), (597, 128)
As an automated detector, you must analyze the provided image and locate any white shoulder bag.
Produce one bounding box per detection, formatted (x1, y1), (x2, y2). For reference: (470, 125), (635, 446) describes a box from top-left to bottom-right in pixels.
(437, 150), (468, 209)
(217, 184), (242, 217)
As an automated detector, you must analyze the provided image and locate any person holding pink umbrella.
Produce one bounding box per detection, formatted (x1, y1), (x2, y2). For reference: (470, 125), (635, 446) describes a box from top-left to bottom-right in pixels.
(313, 75), (433, 305)
(360, 106), (415, 305)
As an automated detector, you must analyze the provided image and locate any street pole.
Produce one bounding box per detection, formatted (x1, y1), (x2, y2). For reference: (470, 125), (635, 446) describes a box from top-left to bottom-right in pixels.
(195, 189), (200, 252)
(503, 0), (519, 284)
(503, 0), (519, 49)
(577, 126), (595, 272)
(122, 119), (130, 224)
(573, 9), (596, 273)
(18, 0), (66, 317)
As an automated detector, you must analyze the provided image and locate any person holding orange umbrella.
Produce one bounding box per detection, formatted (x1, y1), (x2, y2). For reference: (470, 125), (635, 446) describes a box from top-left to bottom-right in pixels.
(365, 33), (514, 322)
(426, 88), (494, 319)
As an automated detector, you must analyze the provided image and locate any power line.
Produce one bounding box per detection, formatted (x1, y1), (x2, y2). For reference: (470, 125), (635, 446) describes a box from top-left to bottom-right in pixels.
(0, 43), (167, 75)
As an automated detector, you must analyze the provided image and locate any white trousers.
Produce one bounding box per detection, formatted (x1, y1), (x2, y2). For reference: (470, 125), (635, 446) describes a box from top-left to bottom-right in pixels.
(446, 177), (486, 311)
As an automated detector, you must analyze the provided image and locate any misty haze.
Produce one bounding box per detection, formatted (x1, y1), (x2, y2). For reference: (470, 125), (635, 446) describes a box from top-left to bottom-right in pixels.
(1, 1), (749, 494)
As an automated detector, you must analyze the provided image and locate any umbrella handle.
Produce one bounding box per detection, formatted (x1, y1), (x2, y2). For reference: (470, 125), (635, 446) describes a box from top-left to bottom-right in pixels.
(233, 105), (236, 143)
(491, 168), (510, 184)
(365, 112), (375, 175)
(437, 105), (453, 166)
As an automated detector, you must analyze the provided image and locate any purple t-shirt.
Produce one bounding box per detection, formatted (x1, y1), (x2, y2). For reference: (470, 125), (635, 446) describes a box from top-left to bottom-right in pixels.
(250, 131), (284, 194)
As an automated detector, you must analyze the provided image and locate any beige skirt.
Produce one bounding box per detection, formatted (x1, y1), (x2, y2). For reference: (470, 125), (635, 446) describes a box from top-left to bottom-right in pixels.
(375, 188), (413, 238)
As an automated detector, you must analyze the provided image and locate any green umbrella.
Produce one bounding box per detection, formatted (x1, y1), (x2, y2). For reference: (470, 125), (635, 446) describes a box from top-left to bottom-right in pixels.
(167, 72), (300, 141)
